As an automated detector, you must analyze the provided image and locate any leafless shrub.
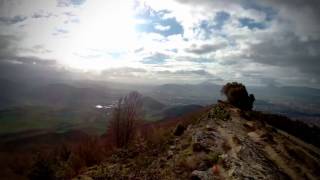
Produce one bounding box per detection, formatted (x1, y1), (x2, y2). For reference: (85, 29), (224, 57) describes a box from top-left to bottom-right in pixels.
(107, 91), (144, 148)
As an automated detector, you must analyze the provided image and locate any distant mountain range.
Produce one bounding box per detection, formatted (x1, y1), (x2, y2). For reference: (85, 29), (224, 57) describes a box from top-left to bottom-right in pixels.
(0, 79), (119, 109)
(150, 82), (320, 105)
(149, 82), (320, 126)
(1, 79), (320, 127)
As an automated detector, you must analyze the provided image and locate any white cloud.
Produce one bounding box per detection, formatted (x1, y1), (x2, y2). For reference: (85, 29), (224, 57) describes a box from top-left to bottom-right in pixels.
(154, 24), (171, 31)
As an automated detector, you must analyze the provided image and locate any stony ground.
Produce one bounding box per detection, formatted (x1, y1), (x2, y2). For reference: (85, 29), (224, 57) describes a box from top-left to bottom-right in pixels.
(75, 104), (320, 180)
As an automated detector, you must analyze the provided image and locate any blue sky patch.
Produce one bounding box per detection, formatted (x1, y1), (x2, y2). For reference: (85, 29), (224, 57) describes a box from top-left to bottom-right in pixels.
(214, 11), (231, 29)
(57, 0), (86, 7)
(70, 0), (86, 5)
(242, 0), (277, 21)
(200, 11), (230, 31)
(239, 18), (267, 30)
(198, 11), (230, 39)
(135, 8), (183, 37)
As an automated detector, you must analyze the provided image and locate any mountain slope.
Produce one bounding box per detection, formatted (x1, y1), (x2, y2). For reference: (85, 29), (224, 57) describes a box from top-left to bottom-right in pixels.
(142, 96), (166, 111)
(162, 104), (203, 119)
(76, 103), (320, 179)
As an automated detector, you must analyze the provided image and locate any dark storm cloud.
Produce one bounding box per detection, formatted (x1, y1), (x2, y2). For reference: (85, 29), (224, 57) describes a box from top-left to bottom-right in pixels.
(248, 32), (320, 77)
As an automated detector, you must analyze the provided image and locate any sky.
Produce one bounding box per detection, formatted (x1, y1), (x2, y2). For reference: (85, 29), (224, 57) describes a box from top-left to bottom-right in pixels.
(0, 0), (320, 87)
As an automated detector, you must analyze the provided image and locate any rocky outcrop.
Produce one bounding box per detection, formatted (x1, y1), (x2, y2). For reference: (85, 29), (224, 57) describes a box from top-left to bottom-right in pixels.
(76, 103), (320, 180)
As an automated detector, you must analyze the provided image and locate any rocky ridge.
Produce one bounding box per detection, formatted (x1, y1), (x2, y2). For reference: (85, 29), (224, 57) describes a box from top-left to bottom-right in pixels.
(75, 103), (320, 180)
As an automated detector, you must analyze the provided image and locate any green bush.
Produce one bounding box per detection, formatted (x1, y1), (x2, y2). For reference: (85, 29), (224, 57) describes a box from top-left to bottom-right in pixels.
(221, 82), (255, 110)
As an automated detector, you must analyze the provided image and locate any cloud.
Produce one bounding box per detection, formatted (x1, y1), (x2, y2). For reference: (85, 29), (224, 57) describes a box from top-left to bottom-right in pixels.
(247, 32), (320, 78)
(57, 0), (86, 7)
(135, 4), (183, 36)
(0, 56), (71, 85)
(142, 53), (170, 64)
(154, 24), (171, 31)
(261, 0), (320, 39)
(0, 0), (319, 87)
(0, 35), (19, 60)
(197, 11), (230, 38)
(170, 0), (320, 86)
(238, 17), (267, 30)
(53, 28), (69, 35)
(32, 11), (55, 19)
(98, 67), (221, 84)
(0, 34), (56, 67)
(185, 42), (227, 55)
(100, 67), (149, 83)
(0, 15), (27, 25)
(102, 67), (147, 75)
(155, 69), (214, 78)
(9, 56), (57, 66)
(174, 69), (212, 76)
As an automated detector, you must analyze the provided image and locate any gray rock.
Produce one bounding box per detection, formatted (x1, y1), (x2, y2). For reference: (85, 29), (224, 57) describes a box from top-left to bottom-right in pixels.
(192, 131), (223, 153)
(191, 169), (214, 180)
(206, 125), (214, 131)
(167, 150), (174, 159)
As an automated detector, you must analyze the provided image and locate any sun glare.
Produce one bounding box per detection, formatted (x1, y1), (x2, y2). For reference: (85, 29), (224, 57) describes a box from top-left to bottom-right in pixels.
(66, 0), (138, 71)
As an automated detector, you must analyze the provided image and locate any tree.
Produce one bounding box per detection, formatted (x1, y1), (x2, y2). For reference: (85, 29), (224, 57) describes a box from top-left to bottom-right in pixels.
(221, 82), (255, 110)
(28, 153), (55, 180)
(108, 91), (144, 148)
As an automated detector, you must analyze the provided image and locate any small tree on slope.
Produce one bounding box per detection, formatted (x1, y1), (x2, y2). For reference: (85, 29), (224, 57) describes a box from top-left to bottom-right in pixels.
(108, 91), (144, 148)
